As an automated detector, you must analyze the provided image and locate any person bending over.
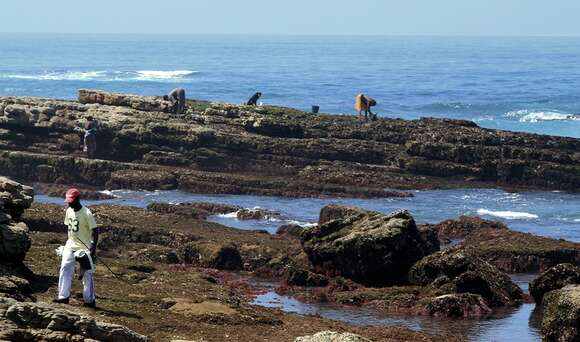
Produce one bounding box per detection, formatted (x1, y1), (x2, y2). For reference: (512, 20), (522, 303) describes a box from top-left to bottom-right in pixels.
(53, 188), (99, 308)
(164, 88), (186, 114)
(355, 94), (377, 121)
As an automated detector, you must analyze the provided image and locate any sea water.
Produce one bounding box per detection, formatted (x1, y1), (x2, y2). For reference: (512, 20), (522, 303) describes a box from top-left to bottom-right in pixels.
(36, 188), (580, 242)
(2, 34), (580, 137)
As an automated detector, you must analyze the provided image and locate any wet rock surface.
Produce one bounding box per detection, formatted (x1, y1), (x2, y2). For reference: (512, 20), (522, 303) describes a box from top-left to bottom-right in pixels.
(147, 202), (240, 220)
(302, 206), (438, 286)
(541, 285), (580, 342)
(409, 247), (524, 307)
(430, 216), (508, 241)
(2, 91), (580, 200)
(530, 263), (580, 303)
(463, 228), (580, 273)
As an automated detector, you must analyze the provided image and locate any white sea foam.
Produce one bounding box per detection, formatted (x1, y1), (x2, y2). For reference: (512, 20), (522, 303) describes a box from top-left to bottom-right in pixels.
(477, 208), (538, 220)
(98, 190), (119, 198)
(217, 211), (240, 218)
(6, 71), (107, 81)
(506, 109), (579, 123)
(135, 70), (197, 80)
(574, 219), (580, 223)
(1, 69), (197, 82)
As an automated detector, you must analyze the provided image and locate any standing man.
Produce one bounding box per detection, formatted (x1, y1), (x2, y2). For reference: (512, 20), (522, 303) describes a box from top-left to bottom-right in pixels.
(355, 94), (377, 121)
(164, 88), (186, 114)
(53, 188), (99, 308)
(83, 116), (98, 159)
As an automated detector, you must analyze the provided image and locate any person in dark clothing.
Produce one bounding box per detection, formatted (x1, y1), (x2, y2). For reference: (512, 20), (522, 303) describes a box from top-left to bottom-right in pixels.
(163, 88), (186, 114)
(246, 92), (262, 106)
(83, 116), (98, 159)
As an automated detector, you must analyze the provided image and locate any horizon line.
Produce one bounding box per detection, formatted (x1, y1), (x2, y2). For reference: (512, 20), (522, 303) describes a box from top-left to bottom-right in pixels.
(1, 32), (580, 38)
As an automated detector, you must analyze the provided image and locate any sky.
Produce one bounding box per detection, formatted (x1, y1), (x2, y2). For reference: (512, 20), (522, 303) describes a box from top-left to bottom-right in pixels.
(1, 0), (579, 36)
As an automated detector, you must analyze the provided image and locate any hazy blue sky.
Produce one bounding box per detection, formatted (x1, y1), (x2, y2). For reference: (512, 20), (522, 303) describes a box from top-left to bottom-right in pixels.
(1, 0), (579, 36)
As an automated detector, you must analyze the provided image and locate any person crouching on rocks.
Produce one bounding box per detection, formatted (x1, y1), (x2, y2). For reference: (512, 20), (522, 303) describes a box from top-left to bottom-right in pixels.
(53, 188), (99, 308)
(164, 88), (186, 114)
(83, 116), (98, 159)
(246, 92), (262, 106)
(355, 94), (377, 121)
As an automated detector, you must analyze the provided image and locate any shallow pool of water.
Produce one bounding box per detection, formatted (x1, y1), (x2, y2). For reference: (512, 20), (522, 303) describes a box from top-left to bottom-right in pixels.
(37, 188), (580, 241)
(251, 281), (542, 342)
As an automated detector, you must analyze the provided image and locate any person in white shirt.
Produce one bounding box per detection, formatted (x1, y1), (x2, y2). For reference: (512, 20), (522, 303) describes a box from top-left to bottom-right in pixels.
(53, 188), (99, 308)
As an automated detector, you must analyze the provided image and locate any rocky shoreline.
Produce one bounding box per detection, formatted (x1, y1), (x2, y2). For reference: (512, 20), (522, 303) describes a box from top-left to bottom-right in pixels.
(1, 90), (580, 341)
(1, 90), (580, 199)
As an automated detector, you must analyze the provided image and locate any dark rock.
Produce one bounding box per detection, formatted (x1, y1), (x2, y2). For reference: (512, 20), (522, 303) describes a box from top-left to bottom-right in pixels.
(541, 285), (580, 342)
(409, 247), (524, 307)
(177, 241), (243, 271)
(147, 202), (240, 220)
(285, 268), (329, 287)
(432, 216), (508, 241)
(128, 265), (157, 274)
(420, 293), (492, 318)
(463, 228), (580, 273)
(108, 169), (177, 191)
(302, 207), (436, 286)
(530, 263), (580, 303)
(236, 208), (281, 220)
(318, 205), (365, 225)
(276, 224), (304, 239)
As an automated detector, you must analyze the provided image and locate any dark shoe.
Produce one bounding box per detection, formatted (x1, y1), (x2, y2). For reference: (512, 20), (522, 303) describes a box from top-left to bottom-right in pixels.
(83, 301), (96, 308)
(52, 297), (69, 304)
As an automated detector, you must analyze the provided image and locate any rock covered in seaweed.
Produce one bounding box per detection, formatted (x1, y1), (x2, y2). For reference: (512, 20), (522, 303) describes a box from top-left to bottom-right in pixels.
(301, 206), (438, 286)
(541, 285), (580, 342)
(530, 263), (580, 303)
(408, 247), (524, 307)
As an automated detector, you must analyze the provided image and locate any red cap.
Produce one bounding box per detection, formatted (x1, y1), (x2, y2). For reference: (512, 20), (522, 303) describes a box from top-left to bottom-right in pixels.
(65, 188), (81, 203)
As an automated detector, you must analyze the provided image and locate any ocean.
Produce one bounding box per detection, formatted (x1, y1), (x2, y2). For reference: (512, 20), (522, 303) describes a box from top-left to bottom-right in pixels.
(1, 34), (580, 138)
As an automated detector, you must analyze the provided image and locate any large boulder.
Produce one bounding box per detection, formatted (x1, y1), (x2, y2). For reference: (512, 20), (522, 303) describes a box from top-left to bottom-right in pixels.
(0, 221), (31, 262)
(0, 177), (33, 263)
(409, 247), (524, 307)
(530, 263), (580, 303)
(301, 207), (438, 286)
(0, 176), (34, 220)
(0, 297), (149, 341)
(542, 285), (580, 342)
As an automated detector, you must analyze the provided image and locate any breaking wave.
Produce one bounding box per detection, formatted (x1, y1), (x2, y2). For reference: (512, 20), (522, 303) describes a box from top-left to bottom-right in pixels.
(0, 70), (198, 82)
(135, 70), (197, 80)
(506, 110), (579, 123)
(477, 209), (539, 220)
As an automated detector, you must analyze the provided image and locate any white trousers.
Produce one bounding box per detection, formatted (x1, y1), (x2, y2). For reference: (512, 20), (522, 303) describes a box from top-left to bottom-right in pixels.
(58, 246), (95, 303)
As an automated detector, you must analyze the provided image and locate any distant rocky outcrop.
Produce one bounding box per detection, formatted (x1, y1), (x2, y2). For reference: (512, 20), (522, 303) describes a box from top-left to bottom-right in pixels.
(301, 206), (439, 286)
(541, 285), (580, 342)
(147, 202), (241, 220)
(530, 263), (580, 303)
(2, 91), (580, 200)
